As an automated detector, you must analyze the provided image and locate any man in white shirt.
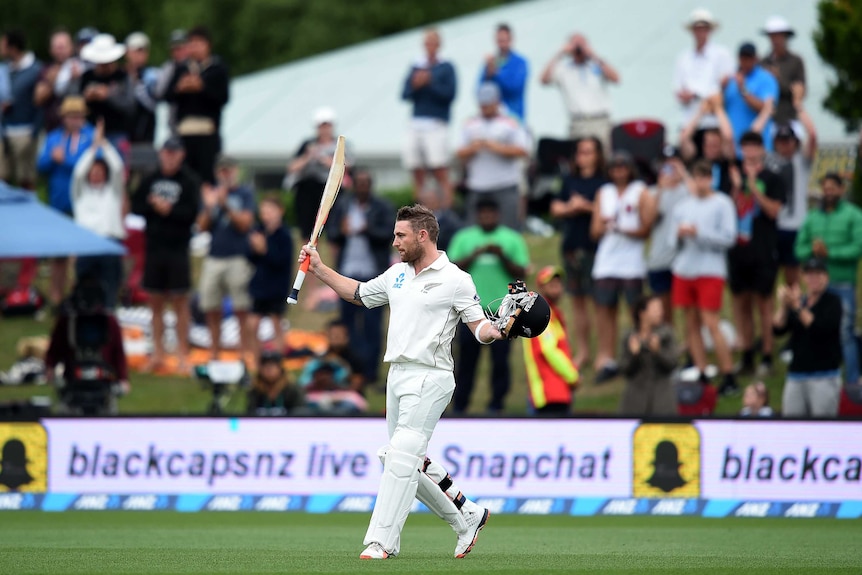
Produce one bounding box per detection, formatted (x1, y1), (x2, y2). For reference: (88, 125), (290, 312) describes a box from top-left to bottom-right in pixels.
(298, 204), (503, 560)
(672, 8), (733, 127)
(456, 82), (529, 230)
(540, 33), (619, 151)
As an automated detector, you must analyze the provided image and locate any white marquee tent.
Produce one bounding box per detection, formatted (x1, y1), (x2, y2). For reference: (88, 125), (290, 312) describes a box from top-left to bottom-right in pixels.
(214, 0), (847, 185)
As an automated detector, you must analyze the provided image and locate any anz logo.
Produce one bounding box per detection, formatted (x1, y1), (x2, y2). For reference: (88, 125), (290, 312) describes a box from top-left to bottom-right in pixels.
(393, 273), (406, 289)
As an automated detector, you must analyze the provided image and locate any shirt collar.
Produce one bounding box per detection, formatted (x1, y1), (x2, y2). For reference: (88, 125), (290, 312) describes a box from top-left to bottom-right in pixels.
(428, 251), (449, 270)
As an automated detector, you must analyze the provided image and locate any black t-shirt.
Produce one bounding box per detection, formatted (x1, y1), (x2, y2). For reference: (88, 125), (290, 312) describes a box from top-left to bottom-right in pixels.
(774, 291), (843, 374)
(556, 174), (607, 252)
(729, 167), (786, 263)
(131, 166), (202, 253)
(79, 68), (132, 136)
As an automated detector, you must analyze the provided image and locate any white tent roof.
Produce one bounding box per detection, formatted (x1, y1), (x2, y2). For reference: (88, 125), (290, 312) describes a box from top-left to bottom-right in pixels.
(221, 0), (845, 164)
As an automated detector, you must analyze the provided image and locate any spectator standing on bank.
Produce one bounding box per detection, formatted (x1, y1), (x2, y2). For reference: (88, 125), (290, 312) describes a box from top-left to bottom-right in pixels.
(540, 33), (619, 151)
(724, 42), (779, 155)
(672, 9), (733, 127)
(449, 198), (529, 414)
(646, 153), (689, 322)
(549, 136), (607, 368)
(772, 105), (817, 287)
(761, 16), (806, 125)
(165, 26), (229, 184)
(524, 266), (579, 415)
(1, 29), (43, 189)
(70, 120), (125, 310)
(33, 29), (75, 133)
(402, 28), (456, 207)
(36, 96), (94, 307)
(669, 159), (738, 392)
(131, 137), (201, 373)
(79, 34), (134, 156)
(125, 32), (159, 145)
(619, 295), (679, 416)
(286, 107), (343, 242)
(679, 95), (736, 194)
(479, 23), (528, 121)
(728, 131), (786, 384)
(247, 195), (293, 358)
(153, 30), (188, 137)
(455, 83), (529, 230)
(54, 28), (89, 98)
(773, 259), (843, 417)
(326, 168), (394, 383)
(196, 155), (256, 362)
(795, 173), (862, 386)
(590, 151), (653, 383)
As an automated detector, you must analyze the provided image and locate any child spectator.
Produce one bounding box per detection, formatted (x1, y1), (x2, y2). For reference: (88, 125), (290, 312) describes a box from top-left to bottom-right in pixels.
(740, 381), (773, 417)
(247, 350), (303, 416)
(71, 119), (125, 310)
(549, 136), (607, 368)
(247, 195), (293, 357)
(590, 151), (654, 383)
(619, 295), (679, 416)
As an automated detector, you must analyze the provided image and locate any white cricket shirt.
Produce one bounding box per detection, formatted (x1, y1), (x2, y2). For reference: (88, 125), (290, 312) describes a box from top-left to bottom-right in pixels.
(359, 252), (485, 371)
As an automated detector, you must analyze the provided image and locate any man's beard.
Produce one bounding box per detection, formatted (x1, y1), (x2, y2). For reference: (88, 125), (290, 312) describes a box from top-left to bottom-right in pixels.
(400, 240), (422, 263)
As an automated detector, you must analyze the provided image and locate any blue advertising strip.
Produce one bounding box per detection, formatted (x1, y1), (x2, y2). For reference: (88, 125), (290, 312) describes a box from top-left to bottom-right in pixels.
(1, 494), (860, 518)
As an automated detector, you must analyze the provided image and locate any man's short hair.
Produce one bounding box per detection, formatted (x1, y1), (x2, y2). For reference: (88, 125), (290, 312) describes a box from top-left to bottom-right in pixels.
(497, 23), (512, 34)
(396, 204), (440, 243)
(739, 131), (764, 148)
(259, 193), (283, 209)
(3, 29), (27, 52)
(327, 319), (348, 332)
(821, 172), (844, 187)
(691, 159), (713, 178)
(476, 197), (500, 211)
(187, 25), (211, 44)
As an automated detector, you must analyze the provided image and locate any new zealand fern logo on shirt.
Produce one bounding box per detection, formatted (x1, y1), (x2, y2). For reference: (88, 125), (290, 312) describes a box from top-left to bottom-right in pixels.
(393, 273), (405, 289)
(421, 282), (441, 294)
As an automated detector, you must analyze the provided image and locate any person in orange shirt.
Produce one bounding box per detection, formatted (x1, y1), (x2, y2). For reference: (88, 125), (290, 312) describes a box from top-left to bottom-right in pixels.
(524, 266), (580, 415)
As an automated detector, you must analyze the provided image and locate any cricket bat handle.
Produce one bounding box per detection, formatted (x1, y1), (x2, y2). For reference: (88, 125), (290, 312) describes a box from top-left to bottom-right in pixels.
(286, 258), (311, 305)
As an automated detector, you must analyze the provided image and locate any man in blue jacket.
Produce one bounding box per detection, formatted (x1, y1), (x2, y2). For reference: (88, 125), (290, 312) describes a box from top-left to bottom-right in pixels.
(478, 24), (528, 121)
(401, 28), (457, 209)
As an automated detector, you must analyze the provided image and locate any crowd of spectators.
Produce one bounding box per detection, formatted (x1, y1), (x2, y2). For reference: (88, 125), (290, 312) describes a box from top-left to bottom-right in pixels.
(1, 7), (860, 420)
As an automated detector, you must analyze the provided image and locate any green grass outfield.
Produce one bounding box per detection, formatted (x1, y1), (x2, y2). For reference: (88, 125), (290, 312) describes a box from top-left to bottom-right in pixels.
(0, 512), (859, 574)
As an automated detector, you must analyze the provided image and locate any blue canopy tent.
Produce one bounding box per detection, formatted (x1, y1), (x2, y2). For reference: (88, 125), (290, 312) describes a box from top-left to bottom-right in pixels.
(0, 183), (125, 258)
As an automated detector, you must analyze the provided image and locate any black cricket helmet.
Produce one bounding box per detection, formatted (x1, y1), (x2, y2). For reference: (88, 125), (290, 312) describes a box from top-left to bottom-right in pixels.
(494, 280), (551, 339)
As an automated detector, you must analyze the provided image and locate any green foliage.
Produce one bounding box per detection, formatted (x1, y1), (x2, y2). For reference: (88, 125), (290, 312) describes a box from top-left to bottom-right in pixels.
(2, 0), (515, 76)
(814, 0), (862, 133)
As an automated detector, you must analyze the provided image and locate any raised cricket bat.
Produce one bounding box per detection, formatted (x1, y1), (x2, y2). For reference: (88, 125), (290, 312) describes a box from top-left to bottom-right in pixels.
(286, 135), (346, 305)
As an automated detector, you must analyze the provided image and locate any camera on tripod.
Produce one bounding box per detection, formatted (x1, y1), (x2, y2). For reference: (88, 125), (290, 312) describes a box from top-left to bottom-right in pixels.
(194, 360), (250, 415)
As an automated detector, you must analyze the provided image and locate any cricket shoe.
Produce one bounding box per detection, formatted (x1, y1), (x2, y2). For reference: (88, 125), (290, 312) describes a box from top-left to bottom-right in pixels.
(360, 542), (393, 560)
(454, 506), (490, 558)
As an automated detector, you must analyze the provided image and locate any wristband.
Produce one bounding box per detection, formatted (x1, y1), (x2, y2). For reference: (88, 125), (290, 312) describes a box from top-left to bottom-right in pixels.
(475, 319), (494, 345)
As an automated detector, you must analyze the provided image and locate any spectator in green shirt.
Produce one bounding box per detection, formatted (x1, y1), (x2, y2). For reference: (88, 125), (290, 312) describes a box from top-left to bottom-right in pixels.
(448, 198), (529, 413)
(795, 173), (862, 385)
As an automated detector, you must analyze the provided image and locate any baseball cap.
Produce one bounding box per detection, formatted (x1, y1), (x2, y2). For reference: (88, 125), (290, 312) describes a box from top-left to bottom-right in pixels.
(162, 136), (185, 151)
(608, 149), (635, 167)
(774, 123), (799, 141)
(169, 29), (188, 46)
(313, 106), (336, 126)
(215, 154), (239, 169)
(802, 258), (828, 273)
(76, 27), (99, 45)
(477, 82), (501, 105)
(738, 42), (757, 57)
(126, 32), (150, 51)
(536, 265), (564, 286)
(259, 349), (284, 366)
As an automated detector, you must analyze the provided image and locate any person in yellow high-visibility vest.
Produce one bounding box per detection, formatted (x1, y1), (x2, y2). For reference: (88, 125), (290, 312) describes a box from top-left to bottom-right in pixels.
(524, 266), (580, 414)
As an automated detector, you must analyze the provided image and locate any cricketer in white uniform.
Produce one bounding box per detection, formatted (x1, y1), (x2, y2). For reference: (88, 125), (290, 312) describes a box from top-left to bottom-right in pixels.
(298, 204), (501, 559)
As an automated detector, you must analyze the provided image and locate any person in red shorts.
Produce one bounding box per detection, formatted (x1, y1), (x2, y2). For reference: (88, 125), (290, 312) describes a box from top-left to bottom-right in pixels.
(668, 159), (738, 391)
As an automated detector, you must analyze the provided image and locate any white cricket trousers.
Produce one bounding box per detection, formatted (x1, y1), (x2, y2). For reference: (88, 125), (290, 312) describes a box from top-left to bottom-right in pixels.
(385, 363), (455, 441)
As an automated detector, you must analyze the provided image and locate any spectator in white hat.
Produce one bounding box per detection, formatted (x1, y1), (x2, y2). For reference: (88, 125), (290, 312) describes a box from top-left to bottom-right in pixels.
(761, 16), (806, 124)
(78, 33), (134, 154)
(672, 8), (733, 127)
